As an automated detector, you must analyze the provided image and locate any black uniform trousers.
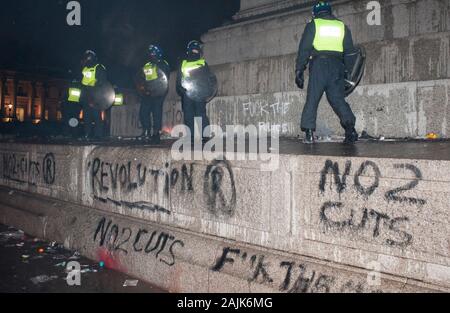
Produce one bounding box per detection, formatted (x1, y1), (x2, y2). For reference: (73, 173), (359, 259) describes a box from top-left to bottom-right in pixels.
(81, 87), (103, 138)
(139, 95), (165, 135)
(182, 95), (210, 139)
(301, 57), (356, 131)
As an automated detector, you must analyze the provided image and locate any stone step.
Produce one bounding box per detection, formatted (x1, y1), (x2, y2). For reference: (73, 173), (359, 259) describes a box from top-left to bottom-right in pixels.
(0, 140), (449, 291)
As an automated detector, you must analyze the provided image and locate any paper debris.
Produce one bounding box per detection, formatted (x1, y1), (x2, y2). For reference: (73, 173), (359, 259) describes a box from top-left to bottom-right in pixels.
(123, 280), (139, 287)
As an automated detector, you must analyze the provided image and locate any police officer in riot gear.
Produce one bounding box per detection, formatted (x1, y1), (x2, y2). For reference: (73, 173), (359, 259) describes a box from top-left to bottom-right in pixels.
(139, 44), (170, 144)
(176, 40), (210, 142)
(295, 1), (358, 144)
(80, 50), (107, 140)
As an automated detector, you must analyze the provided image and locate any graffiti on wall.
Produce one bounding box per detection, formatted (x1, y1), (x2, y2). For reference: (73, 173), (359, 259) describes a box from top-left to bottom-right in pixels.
(1, 152), (56, 186)
(317, 159), (427, 248)
(93, 217), (185, 267)
(88, 156), (237, 217)
(242, 100), (290, 119)
(242, 100), (291, 135)
(212, 247), (382, 293)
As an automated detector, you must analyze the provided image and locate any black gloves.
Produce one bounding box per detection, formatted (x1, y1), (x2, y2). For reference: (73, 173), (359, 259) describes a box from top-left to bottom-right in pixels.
(295, 70), (304, 89)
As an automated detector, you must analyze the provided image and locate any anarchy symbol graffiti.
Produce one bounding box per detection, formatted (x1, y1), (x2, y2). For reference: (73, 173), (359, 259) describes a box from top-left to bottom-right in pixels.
(204, 159), (237, 217)
(43, 153), (56, 185)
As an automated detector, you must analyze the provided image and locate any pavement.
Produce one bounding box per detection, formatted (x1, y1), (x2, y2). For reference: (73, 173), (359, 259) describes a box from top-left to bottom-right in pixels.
(0, 224), (167, 293)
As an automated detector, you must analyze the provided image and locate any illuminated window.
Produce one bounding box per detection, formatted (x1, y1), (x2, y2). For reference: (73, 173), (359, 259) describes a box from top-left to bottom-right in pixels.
(16, 108), (25, 122)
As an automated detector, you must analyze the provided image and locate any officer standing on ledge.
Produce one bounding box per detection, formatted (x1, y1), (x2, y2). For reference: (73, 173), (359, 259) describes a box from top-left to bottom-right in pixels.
(295, 1), (358, 144)
(176, 40), (210, 143)
(139, 44), (170, 144)
(80, 50), (107, 140)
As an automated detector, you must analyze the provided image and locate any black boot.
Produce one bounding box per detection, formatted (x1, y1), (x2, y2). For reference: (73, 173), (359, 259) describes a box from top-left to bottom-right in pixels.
(344, 127), (359, 144)
(303, 129), (315, 144)
(139, 129), (150, 140)
(150, 134), (161, 144)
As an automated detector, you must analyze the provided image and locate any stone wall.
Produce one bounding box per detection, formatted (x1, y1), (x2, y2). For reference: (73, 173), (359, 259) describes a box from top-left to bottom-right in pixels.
(0, 142), (449, 291)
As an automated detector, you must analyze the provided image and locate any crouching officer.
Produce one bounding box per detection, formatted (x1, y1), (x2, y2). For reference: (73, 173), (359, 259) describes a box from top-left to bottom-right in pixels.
(80, 50), (107, 140)
(62, 80), (82, 138)
(176, 40), (210, 143)
(295, 1), (358, 144)
(139, 44), (170, 144)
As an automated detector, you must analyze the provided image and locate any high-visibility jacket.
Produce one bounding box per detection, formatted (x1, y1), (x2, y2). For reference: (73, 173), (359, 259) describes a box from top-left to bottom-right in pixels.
(181, 59), (206, 78)
(313, 18), (345, 52)
(82, 64), (106, 87)
(143, 60), (169, 81)
(67, 87), (81, 103)
(143, 63), (158, 81)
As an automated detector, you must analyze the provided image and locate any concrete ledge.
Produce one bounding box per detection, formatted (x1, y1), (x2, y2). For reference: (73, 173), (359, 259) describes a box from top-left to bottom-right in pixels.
(0, 142), (449, 291)
(0, 186), (445, 293)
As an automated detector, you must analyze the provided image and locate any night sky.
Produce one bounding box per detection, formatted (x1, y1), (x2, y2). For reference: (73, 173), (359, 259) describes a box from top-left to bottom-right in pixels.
(0, 0), (240, 87)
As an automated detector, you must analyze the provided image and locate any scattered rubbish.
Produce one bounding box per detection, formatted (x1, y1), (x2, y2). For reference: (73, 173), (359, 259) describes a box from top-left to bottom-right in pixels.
(426, 132), (439, 140)
(45, 247), (56, 254)
(30, 275), (58, 285)
(81, 268), (98, 274)
(69, 251), (81, 260)
(8, 190), (14, 195)
(45, 245), (61, 254)
(16, 243), (24, 247)
(0, 230), (25, 240)
(54, 262), (66, 267)
(379, 136), (385, 141)
(52, 255), (66, 260)
(21, 255), (30, 259)
(123, 280), (139, 287)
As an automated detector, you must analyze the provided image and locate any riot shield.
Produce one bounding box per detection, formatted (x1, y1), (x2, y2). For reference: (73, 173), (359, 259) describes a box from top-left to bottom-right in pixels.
(344, 45), (366, 97)
(86, 81), (116, 111)
(181, 66), (218, 103)
(135, 68), (169, 98)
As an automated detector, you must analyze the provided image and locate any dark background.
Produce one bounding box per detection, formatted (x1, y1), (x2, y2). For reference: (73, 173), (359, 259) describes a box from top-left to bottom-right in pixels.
(0, 0), (240, 87)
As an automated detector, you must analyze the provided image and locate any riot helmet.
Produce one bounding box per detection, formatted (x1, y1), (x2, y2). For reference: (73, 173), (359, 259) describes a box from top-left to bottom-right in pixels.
(312, 1), (332, 18)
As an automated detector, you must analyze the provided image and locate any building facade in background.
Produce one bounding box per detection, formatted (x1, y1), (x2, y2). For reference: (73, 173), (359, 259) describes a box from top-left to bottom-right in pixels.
(0, 70), (68, 123)
(0, 69), (137, 134)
